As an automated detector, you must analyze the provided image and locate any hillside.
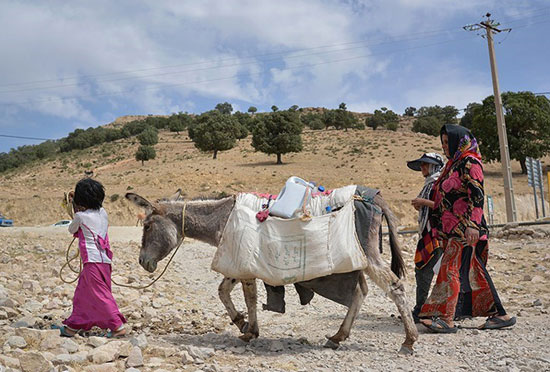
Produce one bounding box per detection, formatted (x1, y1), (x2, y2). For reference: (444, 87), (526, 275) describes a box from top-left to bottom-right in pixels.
(0, 124), (547, 228)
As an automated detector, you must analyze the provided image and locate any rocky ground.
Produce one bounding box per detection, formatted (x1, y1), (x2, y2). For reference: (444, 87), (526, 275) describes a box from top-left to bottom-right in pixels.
(1, 225), (549, 372)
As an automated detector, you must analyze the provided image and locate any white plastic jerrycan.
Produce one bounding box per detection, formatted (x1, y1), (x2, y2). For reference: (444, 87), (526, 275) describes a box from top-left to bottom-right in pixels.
(269, 176), (314, 218)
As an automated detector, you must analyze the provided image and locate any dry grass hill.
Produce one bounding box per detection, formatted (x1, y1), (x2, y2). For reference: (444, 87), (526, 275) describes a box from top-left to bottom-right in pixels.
(0, 116), (547, 228)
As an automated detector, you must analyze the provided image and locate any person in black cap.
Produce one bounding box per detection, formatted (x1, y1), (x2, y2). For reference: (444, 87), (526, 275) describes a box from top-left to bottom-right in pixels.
(407, 152), (445, 323)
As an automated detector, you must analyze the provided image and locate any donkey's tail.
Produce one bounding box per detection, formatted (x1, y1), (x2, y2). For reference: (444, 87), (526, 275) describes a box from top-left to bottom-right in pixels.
(375, 194), (406, 279)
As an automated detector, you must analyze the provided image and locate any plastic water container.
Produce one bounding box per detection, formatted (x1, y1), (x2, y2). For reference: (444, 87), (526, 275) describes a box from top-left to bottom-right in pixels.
(269, 176), (313, 218)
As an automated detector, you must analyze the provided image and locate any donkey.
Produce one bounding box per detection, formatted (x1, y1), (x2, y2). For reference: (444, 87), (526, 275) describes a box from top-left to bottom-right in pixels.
(125, 189), (418, 354)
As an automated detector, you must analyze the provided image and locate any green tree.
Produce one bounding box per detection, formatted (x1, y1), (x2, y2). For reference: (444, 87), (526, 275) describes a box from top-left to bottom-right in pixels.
(271, 105), (279, 112)
(470, 91), (550, 174)
(232, 111), (253, 138)
(365, 107), (399, 130)
(412, 105), (459, 136)
(190, 111), (240, 159)
(135, 145), (156, 165)
(460, 103), (482, 129)
(248, 106), (258, 114)
(252, 109), (303, 164)
(289, 105), (299, 112)
(138, 126), (158, 146)
(404, 106), (417, 117)
(301, 112), (325, 130)
(412, 116), (442, 136)
(215, 102), (233, 115)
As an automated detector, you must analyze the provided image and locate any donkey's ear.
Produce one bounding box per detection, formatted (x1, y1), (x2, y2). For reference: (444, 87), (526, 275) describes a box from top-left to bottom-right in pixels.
(167, 189), (183, 201)
(125, 193), (153, 211)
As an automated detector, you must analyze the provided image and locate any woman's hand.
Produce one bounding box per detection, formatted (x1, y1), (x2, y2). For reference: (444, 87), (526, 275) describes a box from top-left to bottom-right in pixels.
(465, 227), (479, 247)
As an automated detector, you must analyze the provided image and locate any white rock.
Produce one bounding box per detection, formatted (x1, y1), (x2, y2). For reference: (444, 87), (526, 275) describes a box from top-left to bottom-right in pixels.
(7, 335), (27, 348)
(88, 336), (107, 348)
(83, 363), (119, 372)
(0, 354), (20, 368)
(61, 338), (79, 353)
(15, 327), (45, 345)
(181, 350), (194, 364)
(129, 334), (147, 348)
(126, 346), (144, 368)
(18, 352), (54, 372)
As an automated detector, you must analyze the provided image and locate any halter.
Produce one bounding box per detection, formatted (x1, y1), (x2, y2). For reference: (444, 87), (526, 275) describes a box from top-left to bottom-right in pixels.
(60, 202), (187, 290)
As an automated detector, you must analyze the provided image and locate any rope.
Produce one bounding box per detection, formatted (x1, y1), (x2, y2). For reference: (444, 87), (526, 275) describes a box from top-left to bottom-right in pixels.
(59, 202), (187, 290)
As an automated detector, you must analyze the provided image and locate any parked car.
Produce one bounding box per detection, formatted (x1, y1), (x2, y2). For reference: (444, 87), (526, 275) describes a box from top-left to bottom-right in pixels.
(0, 213), (13, 227)
(52, 220), (72, 227)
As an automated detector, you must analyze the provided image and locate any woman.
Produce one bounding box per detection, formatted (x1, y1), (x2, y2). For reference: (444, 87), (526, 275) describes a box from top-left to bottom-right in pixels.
(419, 124), (516, 333)
(407, 152), (445, 323)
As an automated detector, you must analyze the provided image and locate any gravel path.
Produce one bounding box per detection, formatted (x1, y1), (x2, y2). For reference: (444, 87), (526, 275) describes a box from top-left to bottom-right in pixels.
(0, 226), (549, 372)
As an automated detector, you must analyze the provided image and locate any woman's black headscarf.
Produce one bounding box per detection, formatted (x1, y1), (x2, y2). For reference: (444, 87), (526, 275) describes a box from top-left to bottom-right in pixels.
(440, 124), (479, 160)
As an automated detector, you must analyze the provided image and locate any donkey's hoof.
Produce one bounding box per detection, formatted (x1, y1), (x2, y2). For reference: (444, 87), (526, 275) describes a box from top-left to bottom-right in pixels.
(238, 332), (258, 342)
(398, 344), (414, 355)
(323, 338), (340, 350)
(240, 322), (249, 334)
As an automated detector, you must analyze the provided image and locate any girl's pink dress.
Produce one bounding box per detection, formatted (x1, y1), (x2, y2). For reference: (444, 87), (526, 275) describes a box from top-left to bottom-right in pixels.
(63, 208), (126, 331)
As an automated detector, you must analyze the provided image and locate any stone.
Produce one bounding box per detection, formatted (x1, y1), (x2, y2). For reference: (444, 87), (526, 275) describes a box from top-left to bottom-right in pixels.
(269, 340), (285, 352)
(15, 327), (45, 345)
(18, 352), (54, 372)
(533, 299), (543, 306)
(83, 363), (119, 372)
(61, 338), (79, 353)
(0, 297), (15, 308)
(126, 346), (144, 368)
(7, 335), (27, 348)
(90, 350), (115, 364)
(0, 354), (20, 368)
(531, 275), (545, 283)
(125, 369), (141, 372)
(40, 333), (64, 350)
(88, 336), (107, 348)
(181, 350), (194, 364)
(129, 334), (147, 348)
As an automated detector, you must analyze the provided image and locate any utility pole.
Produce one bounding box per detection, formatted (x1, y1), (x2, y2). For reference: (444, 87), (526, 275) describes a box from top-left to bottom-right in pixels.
(464, 14), (517, 222)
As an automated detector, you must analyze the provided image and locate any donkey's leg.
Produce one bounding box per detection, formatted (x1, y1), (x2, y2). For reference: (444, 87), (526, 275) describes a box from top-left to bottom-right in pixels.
(365, 263), (418, 355)
(324, 272), (368, 349)
(218, 277), (248, 334)
(239, 279), (259, 342)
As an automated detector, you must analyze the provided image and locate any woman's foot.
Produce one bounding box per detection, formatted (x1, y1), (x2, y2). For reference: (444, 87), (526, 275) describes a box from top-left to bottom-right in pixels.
(420, 317), (458, 333)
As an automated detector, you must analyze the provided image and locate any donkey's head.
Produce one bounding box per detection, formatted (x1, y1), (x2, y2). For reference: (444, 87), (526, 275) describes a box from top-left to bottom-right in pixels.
(125, 190), (183, 272)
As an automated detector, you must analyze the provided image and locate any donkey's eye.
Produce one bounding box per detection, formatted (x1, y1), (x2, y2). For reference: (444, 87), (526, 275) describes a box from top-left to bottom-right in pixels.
(144, 224), (151, 231)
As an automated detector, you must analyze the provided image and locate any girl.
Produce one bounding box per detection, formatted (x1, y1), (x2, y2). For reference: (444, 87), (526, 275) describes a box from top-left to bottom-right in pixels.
(407, 152), (445, 323)
(54, 178), (126, 337)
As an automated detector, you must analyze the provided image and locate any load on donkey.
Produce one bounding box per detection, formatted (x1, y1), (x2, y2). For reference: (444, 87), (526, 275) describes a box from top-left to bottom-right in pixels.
(126, 183), (418, 354)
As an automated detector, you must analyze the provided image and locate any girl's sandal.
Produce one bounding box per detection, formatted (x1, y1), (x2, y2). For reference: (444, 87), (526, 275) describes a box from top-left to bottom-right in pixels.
(105, 327), (127, 338)
(51, 324), (80, 337)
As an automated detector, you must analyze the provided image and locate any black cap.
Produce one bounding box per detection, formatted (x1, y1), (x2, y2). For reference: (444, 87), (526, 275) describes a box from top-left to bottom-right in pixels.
(407, 153), (444, 171)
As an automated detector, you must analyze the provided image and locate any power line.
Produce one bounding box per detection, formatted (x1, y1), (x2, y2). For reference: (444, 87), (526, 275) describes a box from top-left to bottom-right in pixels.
(0, 134), (55, 141)
(0, 27), (466, 90)
(0, 33), (463, 95)
(7, 36), (479, 105)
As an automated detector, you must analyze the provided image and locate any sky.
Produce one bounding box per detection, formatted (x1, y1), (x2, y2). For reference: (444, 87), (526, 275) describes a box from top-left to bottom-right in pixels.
(1, 0), (549, 153)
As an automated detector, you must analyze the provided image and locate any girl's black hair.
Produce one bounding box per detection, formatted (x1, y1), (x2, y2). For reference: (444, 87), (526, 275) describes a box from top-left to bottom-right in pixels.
(73, 178), (105, 210)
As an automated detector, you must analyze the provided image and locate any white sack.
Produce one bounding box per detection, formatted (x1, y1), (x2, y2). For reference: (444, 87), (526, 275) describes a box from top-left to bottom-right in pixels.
(211, 187), (367, 286)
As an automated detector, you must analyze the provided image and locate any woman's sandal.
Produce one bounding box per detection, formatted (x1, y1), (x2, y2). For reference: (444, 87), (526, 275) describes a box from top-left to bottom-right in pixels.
(421, 317), (458, 334)
(479, 316), (516, 330)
